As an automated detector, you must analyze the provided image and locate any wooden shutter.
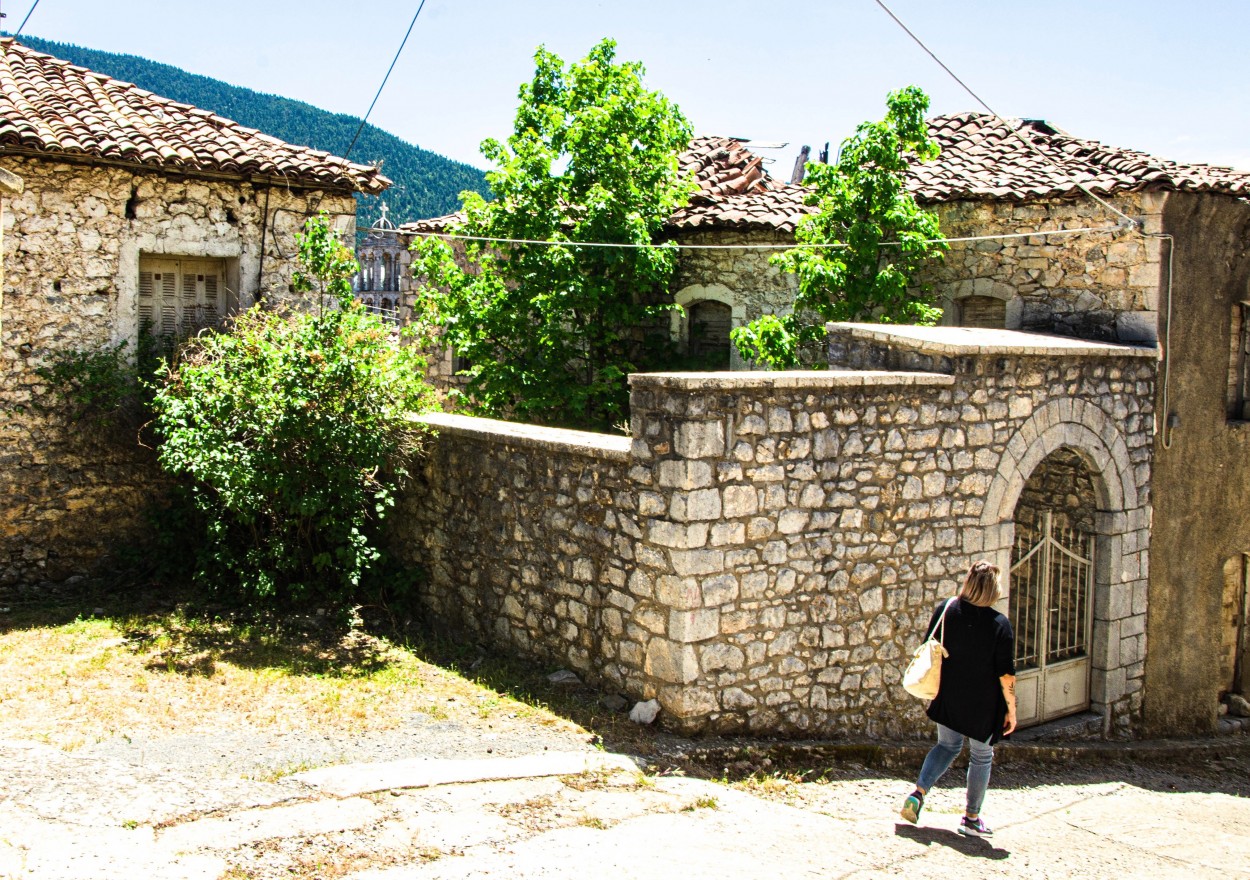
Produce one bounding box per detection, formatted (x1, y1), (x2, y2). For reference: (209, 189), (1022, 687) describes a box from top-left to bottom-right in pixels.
(960, 295), (1007, 329)
(138, 256), (227, 340)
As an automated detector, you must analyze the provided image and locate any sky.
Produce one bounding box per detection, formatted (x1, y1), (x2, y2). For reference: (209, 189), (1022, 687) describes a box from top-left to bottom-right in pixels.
(10, 0), (1250, 187)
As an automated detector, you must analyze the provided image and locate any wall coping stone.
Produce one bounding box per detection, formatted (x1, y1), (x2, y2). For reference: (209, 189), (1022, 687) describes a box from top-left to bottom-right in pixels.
(629, 370), (956, 390)
(828, 323), (1157, 359)
(414, 412), (631, 461)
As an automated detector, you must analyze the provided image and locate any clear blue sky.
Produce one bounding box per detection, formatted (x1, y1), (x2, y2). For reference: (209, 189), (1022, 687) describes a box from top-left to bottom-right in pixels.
(12, 0), (1250, 177)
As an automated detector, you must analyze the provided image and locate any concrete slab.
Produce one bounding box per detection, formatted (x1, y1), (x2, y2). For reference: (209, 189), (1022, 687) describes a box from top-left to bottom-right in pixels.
(159, 797), (383, 852)
(292, 751), (638, 798)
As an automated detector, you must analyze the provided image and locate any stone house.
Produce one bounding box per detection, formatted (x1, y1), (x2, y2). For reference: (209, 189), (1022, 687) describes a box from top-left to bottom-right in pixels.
(0, 38), (389, 589)
(659, 115), (1250, 736)
(393, 115), (1249, 739)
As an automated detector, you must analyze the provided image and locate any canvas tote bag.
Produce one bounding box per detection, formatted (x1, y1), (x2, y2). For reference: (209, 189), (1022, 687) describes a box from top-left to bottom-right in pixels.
(902, 597), (957, 700)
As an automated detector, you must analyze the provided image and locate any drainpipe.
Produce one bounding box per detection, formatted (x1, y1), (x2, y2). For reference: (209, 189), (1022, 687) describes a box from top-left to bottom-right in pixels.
(0, 166), (25, 346)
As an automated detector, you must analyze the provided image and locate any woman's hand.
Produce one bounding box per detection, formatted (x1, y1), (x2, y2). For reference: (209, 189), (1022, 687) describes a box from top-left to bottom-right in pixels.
(1000, 674), (1017, 735)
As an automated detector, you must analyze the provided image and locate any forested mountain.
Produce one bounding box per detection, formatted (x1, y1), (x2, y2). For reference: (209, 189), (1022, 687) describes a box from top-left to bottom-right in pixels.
(14, 35), (488, 230)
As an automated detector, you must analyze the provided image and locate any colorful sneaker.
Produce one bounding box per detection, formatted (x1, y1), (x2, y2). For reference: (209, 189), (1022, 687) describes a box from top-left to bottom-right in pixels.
(900, 792), (923, 824)
(958, 816), (993, 837)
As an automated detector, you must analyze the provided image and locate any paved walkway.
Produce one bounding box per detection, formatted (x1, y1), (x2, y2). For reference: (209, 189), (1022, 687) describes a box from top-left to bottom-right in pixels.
(0, 737), (1247, 879)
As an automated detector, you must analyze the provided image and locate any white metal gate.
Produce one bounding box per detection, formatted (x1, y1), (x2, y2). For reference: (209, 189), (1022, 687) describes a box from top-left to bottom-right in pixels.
(1009, 510), (1094, 728)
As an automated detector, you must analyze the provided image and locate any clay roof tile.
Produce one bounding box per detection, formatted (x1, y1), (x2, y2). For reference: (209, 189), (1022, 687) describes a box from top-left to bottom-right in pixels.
(0, 37), (389, 194)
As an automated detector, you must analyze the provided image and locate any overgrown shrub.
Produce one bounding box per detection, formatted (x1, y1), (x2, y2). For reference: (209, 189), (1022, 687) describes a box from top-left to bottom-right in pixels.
(150, 214), (436, 617)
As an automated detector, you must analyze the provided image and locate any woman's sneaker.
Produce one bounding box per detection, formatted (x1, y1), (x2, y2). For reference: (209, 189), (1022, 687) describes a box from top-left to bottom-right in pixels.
(899, 792), (923, 824)
(958, 816), (993, 837)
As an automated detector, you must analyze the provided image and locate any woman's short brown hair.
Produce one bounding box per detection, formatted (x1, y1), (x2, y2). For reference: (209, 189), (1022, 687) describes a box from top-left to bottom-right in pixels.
(960, 560), (1002, 607)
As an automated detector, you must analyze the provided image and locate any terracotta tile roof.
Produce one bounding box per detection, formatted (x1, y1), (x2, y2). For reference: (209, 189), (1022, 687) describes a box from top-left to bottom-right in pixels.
(403, 116), (1250, 237)
(400, 136), (814, 236)
(0, 38), (389, 193)
(913, 112), (1250, 202)
(667, 136), (813, 233)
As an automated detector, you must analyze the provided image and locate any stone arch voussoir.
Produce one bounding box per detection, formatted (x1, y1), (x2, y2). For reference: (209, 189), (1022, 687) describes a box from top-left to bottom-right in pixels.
(982, 400), (1136, 532)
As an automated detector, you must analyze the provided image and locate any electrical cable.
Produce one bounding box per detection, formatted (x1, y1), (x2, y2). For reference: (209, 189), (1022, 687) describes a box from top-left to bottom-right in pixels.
(342, 0), (426, 165)
(14, 0), (39, 37)
(869, 0), (1140, 230)
(398, 223), (1127, 252)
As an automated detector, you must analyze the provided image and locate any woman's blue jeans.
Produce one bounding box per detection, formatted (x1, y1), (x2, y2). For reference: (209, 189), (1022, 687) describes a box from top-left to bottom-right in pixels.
(915, 723), (994, 816)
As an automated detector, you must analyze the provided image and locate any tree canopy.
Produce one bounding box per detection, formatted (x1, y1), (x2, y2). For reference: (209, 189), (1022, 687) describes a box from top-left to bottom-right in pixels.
(732, 85), (948, 369)
(412, 39), (694, 431)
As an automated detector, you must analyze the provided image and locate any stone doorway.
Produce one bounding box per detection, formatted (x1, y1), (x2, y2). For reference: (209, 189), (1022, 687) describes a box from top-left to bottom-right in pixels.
(1009, 447), (1099, 728)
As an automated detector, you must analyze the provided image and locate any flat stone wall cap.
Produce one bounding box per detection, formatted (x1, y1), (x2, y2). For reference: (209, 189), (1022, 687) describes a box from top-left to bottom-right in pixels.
(628, 370), (954, 390)
(827, 322), (1157, 359)
(414, 412), (631, 460)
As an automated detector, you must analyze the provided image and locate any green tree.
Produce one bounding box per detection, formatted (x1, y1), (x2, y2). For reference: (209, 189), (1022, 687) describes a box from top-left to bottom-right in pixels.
(732, 86), (948, 369)
(412, 39), (694, 431)
(150, 214), (435, 616)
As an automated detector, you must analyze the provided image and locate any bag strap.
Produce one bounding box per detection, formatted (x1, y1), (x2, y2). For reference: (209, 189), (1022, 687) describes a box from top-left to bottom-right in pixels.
(925, 597), (958, 646)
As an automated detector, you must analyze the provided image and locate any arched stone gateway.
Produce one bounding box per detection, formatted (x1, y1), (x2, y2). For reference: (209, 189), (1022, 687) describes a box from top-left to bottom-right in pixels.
(980, 400), (1149, 736)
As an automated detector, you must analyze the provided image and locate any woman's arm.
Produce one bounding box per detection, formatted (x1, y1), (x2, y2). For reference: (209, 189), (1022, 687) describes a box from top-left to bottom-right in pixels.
(1000, 674), (1017, 735)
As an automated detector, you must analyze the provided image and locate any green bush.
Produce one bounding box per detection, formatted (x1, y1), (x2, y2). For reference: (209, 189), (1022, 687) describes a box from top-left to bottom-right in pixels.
(150, 214), (436, 616)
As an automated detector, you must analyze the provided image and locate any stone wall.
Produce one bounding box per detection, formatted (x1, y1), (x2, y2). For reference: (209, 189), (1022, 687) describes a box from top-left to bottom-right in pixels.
(394, 414), (637, 675)
(925, 194), (1166, 345)
(395, 324), (1156, 737)
(664, 196), (1165, 368)
(672, 229), (798, 370)
(0, 155), (356, 588)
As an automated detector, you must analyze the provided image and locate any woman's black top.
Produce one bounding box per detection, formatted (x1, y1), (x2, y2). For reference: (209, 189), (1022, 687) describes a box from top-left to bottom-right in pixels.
(925, 597), (1016, 744)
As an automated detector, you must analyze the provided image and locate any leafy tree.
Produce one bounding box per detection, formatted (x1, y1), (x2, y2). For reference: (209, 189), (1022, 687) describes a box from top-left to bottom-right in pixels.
(732, 86), (948, 369)
(412, 39), (695, 431)
(150, 214), (436, 616)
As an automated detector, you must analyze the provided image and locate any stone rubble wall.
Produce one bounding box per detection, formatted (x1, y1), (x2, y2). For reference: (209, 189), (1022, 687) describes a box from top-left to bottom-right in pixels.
(670, 195), (1165, 356)
(394, 328), (1156, 737)
(1, 155), (356, 589)
(924, 194), (1166, 345)
(392, 414), (639, 678)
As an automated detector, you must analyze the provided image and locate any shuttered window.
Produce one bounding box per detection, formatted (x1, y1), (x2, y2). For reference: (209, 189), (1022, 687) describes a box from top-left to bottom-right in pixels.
(138, 257), (227, 340)
(959, 295), (1007, 329)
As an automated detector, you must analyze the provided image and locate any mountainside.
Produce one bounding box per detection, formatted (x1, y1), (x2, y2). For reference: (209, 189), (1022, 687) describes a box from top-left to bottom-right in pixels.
(14, 35), (487, 230)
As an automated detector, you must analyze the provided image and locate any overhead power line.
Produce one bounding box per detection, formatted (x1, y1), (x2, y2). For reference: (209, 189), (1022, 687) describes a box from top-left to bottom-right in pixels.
(400, 223), (1128, 251)
(342, 0), (426, 164)
(15, 0), (40, 36)
(869, 0), (1140, 230)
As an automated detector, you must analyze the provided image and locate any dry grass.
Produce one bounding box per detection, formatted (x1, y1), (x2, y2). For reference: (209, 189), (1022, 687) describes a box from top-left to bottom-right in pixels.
(0, 602), (583, 750)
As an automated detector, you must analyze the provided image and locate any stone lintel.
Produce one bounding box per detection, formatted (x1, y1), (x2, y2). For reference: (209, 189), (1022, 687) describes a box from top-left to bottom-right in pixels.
(414, 412), (631, 462)
(827, 322), (1157, 359)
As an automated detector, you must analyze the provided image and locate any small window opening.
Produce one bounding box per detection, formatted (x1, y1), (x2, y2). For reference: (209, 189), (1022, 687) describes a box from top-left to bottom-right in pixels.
(52, 280), (62, 292)
(958, 295), (1007, 329)
(1229, 302), (1250, 421)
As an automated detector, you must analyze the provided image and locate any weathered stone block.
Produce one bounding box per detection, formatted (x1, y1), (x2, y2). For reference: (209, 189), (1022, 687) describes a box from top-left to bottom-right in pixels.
(644, 639), (700, 683)
(655, 575), (702, 609)
(675, 421), (725, 459)
(669, 608), (720, 642)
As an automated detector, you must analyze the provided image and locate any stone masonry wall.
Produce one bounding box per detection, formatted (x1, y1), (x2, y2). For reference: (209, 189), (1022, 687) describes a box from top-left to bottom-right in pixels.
(393, 414), (638, 678)
(1, 155), (356, 588)
(924, 194), (1166, 345)
(668, 196), (1165, 365)
(395, 325), (1156, 737)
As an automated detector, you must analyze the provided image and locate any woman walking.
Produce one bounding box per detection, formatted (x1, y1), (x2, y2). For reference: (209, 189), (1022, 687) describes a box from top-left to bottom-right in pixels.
(900, 560), (1016, 837)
